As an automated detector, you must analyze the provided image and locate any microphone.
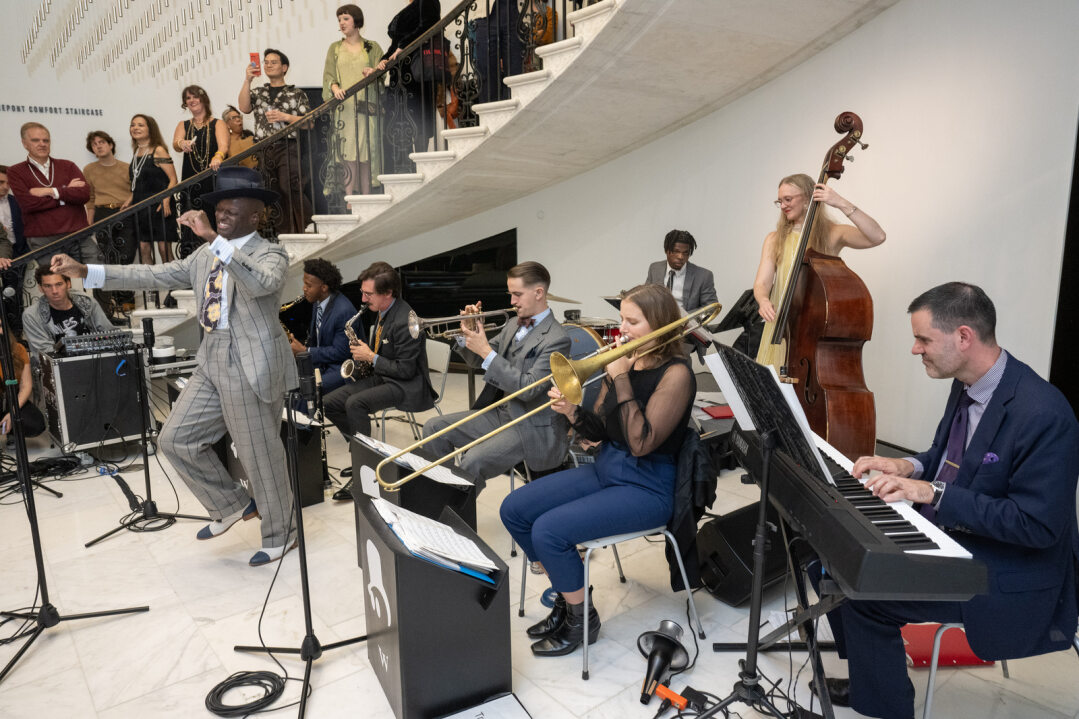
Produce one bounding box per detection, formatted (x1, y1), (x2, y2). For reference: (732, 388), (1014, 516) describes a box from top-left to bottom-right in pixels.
(296, 352), (317, 416)
(637, 620), (690, 704)
(142, 317), (155, 349)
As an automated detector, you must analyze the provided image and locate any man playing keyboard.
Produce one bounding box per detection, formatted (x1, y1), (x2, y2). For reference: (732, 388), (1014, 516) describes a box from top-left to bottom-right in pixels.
(818, 282), (1079, 719)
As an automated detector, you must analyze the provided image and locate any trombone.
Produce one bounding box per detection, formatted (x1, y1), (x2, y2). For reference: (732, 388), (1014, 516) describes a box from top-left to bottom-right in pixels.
(408, 307), (518, 340)
(376, 302), (722, 490)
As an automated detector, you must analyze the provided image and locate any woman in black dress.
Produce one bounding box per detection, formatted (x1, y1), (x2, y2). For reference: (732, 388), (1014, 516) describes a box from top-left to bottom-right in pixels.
(377, 0), (442, 172)
(172, 86), (229, 257)
(122, 114), (177, 265)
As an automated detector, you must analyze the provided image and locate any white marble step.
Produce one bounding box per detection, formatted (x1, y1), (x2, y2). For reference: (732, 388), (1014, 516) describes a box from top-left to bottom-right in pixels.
(345, 193), (394, 222)
(278, 232), (330, 261)
(132, 307), (190, 336)
(568, 0), (618, 40)
(504, 69), (553, 106)
(311, 214), (362, 242)
(535, 36), (585, 77)
(441, 125), (489, 157)
(409, 150), (457, 180)
(473, 98), (521, 134)
(376, 173), (425, 202)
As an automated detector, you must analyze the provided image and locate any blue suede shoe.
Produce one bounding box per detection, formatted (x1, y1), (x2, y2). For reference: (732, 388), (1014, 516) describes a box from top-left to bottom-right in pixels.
(196, 498), (259, 540)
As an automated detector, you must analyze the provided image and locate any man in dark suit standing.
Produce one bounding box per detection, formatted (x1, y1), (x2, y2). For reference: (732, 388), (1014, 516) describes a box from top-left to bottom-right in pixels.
(819, 282), (1079, 719)
(52, 167), (300, 567)
(421, 261), (572, 494)
(289, 257), (358, 396)
(645, 229), (717, 313)
(324, 261), (435, 500)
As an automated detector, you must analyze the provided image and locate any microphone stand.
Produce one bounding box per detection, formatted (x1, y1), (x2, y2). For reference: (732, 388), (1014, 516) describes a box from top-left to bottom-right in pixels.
(0, 274), (149, 686)
(84, 333), (208, 547)
(233, 353), (367, 718)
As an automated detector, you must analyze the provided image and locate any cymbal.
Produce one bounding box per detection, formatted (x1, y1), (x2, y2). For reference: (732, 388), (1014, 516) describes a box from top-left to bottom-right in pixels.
(547, 293), (580, 304)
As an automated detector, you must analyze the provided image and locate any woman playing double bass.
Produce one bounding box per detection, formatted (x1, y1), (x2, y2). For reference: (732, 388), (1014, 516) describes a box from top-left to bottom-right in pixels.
(753, 172), (885, 327)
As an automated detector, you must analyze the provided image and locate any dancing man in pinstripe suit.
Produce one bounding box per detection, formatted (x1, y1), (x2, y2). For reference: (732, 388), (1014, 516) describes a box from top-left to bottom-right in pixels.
(51, 167), (299, 566)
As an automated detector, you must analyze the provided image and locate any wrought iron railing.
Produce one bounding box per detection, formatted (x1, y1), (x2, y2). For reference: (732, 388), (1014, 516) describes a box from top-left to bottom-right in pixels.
(8, 0), (590, 321)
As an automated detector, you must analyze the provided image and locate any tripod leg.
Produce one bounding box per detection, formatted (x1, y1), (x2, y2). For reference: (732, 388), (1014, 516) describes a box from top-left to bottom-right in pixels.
(56, 606), (150, 622)
(0, 625), (45, 684)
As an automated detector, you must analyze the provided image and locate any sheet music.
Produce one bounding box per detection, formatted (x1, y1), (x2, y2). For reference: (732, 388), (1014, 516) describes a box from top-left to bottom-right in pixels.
(704, 353), (754, 430)
(353, 434), (473, 487)
(372, 498), (497, 571)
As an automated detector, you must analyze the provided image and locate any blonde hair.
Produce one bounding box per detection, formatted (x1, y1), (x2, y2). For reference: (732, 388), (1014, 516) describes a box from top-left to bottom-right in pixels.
(772, 173), (832, 264)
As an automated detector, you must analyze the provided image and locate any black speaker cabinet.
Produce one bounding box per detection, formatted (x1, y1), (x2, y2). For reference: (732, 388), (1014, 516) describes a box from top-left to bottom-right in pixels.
(697, 500), (788, 606)
(40, 349), (153, 451)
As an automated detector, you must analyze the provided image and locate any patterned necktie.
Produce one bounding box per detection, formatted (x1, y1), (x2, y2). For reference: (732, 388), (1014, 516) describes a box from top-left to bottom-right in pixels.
(517, 317), (535, 328)
(373, 318), (384, 352)
(667, 269), (675, 290)
(921, 390), (974, 520)
(315, 302), (324, 342)
(200, 259), (224, 331)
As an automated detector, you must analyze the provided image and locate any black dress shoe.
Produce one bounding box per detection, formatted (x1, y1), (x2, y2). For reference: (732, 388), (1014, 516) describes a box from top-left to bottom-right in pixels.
(340, 466), (353, 478)
(809, 677), (850, 707)
(531, 602), (600, 656)
(332, 478), (355, 501)
(527, 593), (566, 639)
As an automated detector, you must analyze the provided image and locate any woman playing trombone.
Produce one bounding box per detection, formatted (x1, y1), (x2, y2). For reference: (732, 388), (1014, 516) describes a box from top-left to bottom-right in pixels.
(500, 283), (696, 656)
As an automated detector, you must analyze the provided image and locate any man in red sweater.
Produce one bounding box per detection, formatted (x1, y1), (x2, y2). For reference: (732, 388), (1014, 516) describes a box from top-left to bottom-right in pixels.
(7, 122), (102, 267)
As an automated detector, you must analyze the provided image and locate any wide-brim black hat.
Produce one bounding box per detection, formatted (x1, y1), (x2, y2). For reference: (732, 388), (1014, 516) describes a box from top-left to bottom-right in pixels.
(201, 166), (280, 205)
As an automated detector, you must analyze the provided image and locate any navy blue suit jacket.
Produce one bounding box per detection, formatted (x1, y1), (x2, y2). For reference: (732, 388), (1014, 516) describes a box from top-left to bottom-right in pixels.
(306, 291), (359, 372)
(6, 195), (27, 255)
(916, 352), (1078, 659)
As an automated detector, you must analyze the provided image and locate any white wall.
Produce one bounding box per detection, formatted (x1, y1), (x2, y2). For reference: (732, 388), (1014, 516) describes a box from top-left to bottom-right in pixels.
(336, 0), (1079, 450)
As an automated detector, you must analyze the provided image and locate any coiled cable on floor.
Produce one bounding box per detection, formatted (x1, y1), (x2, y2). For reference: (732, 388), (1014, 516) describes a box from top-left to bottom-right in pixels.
(204, 670), (289, 717)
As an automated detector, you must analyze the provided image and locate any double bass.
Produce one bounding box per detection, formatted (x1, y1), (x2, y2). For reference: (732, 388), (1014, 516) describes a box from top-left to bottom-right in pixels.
(757, 112), (876, 460)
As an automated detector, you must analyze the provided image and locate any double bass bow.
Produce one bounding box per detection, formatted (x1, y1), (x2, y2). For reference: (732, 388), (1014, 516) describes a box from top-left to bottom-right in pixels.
(757, 111), (876, 460)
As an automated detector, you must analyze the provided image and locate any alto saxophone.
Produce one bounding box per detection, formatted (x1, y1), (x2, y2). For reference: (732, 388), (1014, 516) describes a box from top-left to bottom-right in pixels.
(340, 309), (373, 381)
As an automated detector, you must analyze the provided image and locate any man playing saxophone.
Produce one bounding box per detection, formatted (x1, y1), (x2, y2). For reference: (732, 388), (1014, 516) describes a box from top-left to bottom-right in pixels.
(324, 261), (436, 501)
(288, 257), (358, 396)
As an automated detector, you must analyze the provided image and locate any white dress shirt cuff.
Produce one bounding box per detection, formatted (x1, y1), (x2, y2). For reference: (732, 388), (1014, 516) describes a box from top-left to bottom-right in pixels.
(51, 188), (60, 200)
(84, 264), (106, 289)
(210, 236), (234, 264)
(481, 350), (497, 370)
(906, 457), (924, 479)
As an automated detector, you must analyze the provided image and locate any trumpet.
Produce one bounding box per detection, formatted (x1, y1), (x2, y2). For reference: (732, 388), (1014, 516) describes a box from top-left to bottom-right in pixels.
(376, 302), (722, 490)
(407, 307), (518, 340)
(340, 309), (373, 381)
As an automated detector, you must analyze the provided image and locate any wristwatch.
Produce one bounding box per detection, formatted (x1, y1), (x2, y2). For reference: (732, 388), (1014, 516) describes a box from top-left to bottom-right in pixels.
(930, 480), (947, 508)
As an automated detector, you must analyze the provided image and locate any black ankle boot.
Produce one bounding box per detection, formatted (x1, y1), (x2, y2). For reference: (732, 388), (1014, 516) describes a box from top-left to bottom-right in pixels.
(526, 593), (566, 639)
(530, 600), (600, 656)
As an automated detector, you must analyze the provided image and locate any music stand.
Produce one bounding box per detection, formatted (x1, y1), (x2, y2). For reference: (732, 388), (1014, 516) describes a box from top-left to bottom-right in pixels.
(697, 346), (836, 719)
(0, 268), (149, 686)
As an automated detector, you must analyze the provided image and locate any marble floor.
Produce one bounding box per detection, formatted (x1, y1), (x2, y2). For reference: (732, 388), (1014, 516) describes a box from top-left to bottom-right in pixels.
(1, 372), (1077, 719)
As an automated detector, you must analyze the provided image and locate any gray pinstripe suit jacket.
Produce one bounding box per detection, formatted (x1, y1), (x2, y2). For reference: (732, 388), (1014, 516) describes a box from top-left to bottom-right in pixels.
(101, 235), (298, 402)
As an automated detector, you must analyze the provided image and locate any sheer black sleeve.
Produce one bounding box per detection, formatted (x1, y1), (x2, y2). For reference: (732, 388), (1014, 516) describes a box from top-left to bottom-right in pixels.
(614, 362), (693, 456)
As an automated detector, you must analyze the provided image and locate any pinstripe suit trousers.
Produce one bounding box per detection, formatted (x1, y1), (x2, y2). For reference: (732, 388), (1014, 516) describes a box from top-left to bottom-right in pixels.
(159, 330), (293, 548)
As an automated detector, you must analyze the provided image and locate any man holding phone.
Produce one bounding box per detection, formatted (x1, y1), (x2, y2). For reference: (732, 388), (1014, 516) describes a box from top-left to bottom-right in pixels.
(237, 48), (312, 235)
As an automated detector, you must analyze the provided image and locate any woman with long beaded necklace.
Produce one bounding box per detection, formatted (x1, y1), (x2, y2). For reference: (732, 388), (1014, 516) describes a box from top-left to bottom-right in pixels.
(123, 114), (177, 266)
(172, 85), (229, 257)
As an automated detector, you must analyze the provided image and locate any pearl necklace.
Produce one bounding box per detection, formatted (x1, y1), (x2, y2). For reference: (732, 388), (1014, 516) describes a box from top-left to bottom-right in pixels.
(130, 146), (153, 192)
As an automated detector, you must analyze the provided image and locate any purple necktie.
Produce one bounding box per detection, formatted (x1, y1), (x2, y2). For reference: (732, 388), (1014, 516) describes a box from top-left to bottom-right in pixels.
(921, 390), (973, 521)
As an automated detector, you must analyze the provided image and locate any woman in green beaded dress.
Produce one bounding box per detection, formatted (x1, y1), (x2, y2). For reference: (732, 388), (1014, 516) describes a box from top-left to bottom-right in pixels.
(323, 4), (384, 196)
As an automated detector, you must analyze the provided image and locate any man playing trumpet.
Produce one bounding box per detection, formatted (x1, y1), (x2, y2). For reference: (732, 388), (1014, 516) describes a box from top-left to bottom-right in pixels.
(421, 261), (572, 493)
(324, 261), (435, 501)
